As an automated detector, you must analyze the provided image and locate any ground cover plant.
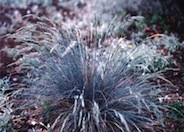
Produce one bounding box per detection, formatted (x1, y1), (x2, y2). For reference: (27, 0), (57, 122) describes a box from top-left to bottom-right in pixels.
(168, 101), (184, 122)
(0, 77), (14, 132)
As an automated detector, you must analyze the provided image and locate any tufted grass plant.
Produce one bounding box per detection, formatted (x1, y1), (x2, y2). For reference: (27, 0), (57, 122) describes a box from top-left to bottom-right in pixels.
(5, 16), (179, 131)
(0, 77), (14, 132)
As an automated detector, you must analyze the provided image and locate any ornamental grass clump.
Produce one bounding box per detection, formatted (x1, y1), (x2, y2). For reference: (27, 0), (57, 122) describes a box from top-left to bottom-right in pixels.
(7, 16), (176, 131)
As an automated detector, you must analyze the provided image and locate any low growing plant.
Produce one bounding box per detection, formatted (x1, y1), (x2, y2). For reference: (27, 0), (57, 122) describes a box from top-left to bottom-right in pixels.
(168, 101), (184, 122)
(6, 16), (178, 131)
(149, 11), (170, 31)
(100, 16), (182, 73)
(0, 77), (14, 132)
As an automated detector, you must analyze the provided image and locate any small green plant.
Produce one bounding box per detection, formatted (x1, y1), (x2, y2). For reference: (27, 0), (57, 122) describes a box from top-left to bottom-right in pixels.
(135, 34), (181, 73)
(150, 11), (162, 24)
(6, 16), (179, 131)
(181, 67), (184, 77)
(149, 11), (170, 30)
(168, 101), (184, 122)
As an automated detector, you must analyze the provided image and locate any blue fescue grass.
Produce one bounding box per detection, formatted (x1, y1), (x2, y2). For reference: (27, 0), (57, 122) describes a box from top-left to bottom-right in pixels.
(6, 16), (177, 131)
(0, 77), (15, 132)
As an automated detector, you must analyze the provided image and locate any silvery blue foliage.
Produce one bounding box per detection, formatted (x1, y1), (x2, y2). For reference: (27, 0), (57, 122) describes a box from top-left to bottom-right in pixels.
(0, 78), (14, 132)
(7, 16), (177, 131)
(0, 0), (52, 6)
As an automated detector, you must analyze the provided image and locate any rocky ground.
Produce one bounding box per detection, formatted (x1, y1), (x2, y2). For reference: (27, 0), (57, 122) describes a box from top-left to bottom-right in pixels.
(0, 0), (184, 131)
